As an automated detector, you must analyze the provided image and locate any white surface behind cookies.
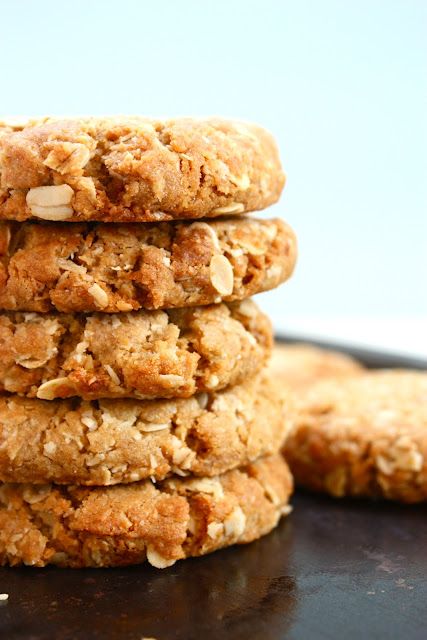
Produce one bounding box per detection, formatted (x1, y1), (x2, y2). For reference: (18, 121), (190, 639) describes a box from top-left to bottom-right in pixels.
(1, 0), (426, 357)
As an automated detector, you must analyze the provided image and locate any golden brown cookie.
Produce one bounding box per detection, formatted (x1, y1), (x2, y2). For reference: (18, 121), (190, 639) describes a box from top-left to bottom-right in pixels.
(0, 118), (29, 138)
(0, 117), (285, 223)
(0, 454), (293, 568)
(267, 343), (363, 391)
(285, 370), (427, 503)
(0, 217), (296, 313)
(0, 373), (292, 485)
(0, 300), (271, 400)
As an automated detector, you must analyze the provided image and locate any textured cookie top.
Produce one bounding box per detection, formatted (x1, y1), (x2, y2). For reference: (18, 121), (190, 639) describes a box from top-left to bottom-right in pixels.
(0, 117), (285, 222)
(267, 343), (364, 390)
(0, 454), (293, 568)
(0, 300), (271, 400)
(286, 370), (427, 502)
(0, 217), (296, 313)
(296, 370), (427, 427)
(0, 373), (292, 485)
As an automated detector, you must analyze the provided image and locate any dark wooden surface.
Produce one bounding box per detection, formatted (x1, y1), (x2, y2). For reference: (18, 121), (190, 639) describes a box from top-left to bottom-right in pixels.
(0, 341), (426, 640)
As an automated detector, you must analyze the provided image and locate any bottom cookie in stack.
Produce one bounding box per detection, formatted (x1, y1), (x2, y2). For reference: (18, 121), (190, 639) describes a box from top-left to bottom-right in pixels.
(0, 373), (294, 567)
(0, 454), (293, 568)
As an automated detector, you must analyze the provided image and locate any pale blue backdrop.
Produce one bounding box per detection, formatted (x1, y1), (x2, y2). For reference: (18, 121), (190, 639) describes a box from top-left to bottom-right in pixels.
(1, 0), (426, 348)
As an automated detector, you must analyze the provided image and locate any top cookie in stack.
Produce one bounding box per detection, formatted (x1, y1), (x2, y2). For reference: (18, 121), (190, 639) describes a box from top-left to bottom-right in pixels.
(0, 117), (284, 222)
(0, 117), (297, 569)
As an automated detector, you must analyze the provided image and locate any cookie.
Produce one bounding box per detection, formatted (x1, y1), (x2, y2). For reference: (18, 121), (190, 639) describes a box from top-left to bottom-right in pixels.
(285, 370), (427, 503)
(0, 454), (293, 568)
(0, 373), (292, 485)
(0, 117), (285, 223)
(0, 217), (296, 313)
(0, 118), (29, 137)
(0, 300), (271, 400)
(267, 343), (363, 390)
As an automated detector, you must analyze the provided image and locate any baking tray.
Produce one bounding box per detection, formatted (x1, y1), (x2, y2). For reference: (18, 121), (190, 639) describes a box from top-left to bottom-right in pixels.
(0, 338), (426, 640)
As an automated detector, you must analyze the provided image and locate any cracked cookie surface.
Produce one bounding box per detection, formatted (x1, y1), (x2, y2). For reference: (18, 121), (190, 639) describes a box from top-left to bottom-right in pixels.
(0, 217), (296, 313)
(0, 117), (285, 222)
(0, 300), (271, 400)
(0, 454), (293, 568)
(285, 370), (427, 503)
(0, 373), (292, 485)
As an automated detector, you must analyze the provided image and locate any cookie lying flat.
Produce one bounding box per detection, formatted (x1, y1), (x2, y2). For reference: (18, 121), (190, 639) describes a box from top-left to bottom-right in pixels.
(267, 343), (363, 390)
(0, 117), (284, 223)
(0, 454), (293, 568)
(0, 300), (271, 400)
(0, 217), (296, 313)
(285, 371), (427, 503)
(0, 374), (292, 485)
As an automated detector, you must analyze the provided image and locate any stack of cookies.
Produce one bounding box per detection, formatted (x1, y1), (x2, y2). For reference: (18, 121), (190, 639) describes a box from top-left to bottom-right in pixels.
(0, 117), (297, 568)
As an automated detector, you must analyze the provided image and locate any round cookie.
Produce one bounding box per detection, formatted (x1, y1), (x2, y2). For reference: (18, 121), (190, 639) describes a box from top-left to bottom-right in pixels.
(0, 454), (293, 568)
(0, 117), (285, 223)
(285, 370), (427, 503)
(0, 217), (296, 313)
(267, 343), (363, 391)
(0, 374), (292, 485)
(0, 300), (271, 400)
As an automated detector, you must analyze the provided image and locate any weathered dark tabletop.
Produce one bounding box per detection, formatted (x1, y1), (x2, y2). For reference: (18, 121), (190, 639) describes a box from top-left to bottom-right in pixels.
(1, 340), (426, 640)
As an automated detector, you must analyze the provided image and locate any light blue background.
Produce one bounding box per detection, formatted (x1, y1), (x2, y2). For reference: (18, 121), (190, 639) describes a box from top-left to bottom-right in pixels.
(1, 0), (426, 334)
